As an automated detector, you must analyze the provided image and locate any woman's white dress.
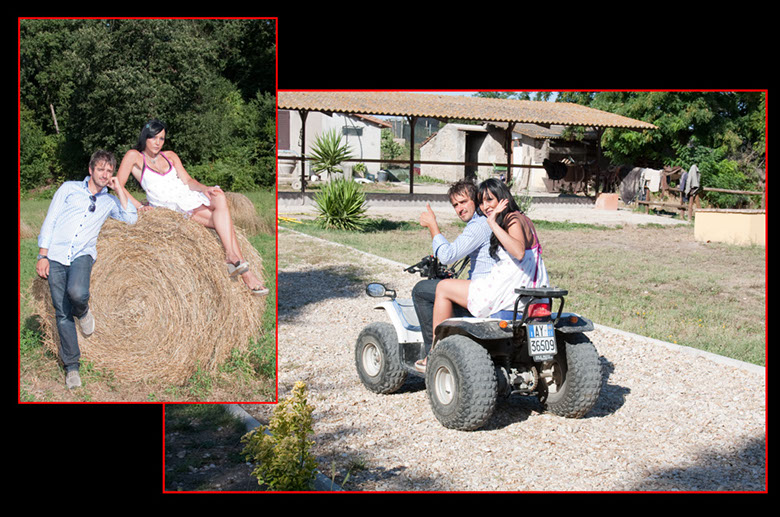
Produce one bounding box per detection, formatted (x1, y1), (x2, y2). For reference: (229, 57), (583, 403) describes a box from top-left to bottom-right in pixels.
(140, 152), (210, 215)
(467, 229), (549, 318)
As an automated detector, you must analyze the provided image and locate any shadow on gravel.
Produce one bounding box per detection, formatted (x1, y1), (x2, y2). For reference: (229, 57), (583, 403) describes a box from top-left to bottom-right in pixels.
(370, 355), (629, 432)
(589, 356), (630, 418)
(278, 266), (369, 319)
(314, 422), (444, 492)
(391, 375), (426, 394)
(629, 435), (766, 491)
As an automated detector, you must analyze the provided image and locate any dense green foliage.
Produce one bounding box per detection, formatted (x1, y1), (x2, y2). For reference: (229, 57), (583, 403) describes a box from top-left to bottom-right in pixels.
(560, 91), (767, 208)
(380, 127), (404, 165)
(20, 19), (276, 192)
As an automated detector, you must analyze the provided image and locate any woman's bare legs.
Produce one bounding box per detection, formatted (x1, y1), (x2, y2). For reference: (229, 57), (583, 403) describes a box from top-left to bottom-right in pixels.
(190, 192), (265, 291)
(432, 278), (471, 340)
(416, 278), (471, 371)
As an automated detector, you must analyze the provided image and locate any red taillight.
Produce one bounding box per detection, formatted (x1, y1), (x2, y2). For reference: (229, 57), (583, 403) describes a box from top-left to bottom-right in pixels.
(528, 303), (551, 318)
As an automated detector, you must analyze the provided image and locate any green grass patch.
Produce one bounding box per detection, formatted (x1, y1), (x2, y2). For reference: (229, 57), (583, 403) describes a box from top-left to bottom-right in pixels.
(280, 217), (431, 266)
(280, 216), (765, 366)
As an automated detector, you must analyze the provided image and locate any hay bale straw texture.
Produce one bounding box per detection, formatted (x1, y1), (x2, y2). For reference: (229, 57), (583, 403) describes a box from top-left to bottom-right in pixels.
(32, 207), (266, 385)
(224, 192), (263, 234)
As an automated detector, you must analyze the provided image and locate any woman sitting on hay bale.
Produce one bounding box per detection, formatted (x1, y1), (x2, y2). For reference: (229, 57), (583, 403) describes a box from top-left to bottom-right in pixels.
(117, 119), (267, 296)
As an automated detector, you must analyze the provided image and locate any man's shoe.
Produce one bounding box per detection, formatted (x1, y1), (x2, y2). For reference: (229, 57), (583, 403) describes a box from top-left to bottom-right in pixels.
(65, 370), (82, 389)
(78, 309), (95, 336)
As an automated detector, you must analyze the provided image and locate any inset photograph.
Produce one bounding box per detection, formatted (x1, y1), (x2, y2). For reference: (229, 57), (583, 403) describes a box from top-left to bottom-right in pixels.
(19, 18), (277, 402)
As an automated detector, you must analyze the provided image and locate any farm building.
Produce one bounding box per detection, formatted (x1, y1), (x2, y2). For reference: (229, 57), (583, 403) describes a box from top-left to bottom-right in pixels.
(277, 109), (391, 184)
(277, 91), (656, 195)
(420, 122), (600, 192)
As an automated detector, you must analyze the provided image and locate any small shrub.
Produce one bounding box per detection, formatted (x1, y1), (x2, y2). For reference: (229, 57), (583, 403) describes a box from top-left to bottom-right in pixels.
(314, 179), (368, 231)
(241, 381), (317, 491)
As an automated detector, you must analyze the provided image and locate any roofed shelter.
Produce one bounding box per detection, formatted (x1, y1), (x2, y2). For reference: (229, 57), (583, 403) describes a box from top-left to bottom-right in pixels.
(277, 91), (657, 195)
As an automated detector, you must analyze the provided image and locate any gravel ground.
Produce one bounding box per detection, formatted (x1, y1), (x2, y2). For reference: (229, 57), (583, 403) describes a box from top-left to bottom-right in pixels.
(242, 223), (766, 493)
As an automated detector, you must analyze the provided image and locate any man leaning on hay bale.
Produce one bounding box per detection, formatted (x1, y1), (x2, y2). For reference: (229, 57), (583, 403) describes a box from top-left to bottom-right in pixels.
(35, 150), (138, 389)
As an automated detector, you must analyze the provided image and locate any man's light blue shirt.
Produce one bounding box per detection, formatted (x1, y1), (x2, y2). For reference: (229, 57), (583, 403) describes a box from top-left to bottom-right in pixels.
(431, 212), (495, 279)
(38, 176), (138, 266)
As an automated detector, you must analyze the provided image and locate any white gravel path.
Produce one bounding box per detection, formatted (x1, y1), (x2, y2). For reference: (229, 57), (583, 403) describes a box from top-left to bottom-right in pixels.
(241, 227), (766, 492)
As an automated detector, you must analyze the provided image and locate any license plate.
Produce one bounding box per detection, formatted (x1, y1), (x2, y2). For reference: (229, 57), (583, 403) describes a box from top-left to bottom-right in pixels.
(527, 323), (557, 359)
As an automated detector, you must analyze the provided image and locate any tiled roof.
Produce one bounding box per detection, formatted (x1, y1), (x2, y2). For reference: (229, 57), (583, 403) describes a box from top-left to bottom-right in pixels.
(507, 122), (599, 140)
(278, 91), (657, 130)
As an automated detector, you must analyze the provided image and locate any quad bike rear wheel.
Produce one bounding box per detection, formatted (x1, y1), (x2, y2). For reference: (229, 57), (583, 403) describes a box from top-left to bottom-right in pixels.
(538, 332), (601, 418)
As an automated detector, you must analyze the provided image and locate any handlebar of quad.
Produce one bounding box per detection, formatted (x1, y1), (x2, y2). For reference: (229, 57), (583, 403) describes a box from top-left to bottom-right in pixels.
(404, 255), (457, 279)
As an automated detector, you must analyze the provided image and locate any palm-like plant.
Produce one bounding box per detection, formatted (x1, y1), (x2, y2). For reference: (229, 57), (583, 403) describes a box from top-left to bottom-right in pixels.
(309, 129), (354, 182)
(314, 178), (368, 231)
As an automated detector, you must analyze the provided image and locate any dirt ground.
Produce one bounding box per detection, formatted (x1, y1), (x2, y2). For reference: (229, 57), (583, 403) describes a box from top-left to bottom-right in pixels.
(164, 405), (263, 492)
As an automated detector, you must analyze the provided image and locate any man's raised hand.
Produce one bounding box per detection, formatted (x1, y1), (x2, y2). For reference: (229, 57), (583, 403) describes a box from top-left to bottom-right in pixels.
(420, 202), (437, 228)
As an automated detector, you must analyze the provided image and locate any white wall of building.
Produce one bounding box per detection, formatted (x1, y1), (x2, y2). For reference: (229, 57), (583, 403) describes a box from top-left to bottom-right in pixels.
(280, 110), (384, 178)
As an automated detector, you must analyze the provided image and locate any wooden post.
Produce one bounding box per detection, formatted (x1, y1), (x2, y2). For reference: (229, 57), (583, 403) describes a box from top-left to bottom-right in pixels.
(504, 122), (515, 185)
(407, 116), (417, 195)
(299, 110), (308, 204)
(594, 128), (604, 194)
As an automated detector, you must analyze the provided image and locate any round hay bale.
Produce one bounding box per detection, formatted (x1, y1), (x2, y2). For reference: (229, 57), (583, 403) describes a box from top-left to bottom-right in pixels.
(224, 192), (263, 235)
(31, 208), (267, 385)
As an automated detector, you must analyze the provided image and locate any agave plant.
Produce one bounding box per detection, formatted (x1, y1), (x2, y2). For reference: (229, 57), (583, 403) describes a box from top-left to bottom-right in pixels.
(314, 178), (368, 231)
(309, 129), (354, 182)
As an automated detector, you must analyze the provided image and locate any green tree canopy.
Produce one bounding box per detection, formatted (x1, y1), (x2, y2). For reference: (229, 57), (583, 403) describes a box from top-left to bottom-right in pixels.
(20, 18), (276, 191)
(473, 90), (765, 207)
(557, 91), (766, 206)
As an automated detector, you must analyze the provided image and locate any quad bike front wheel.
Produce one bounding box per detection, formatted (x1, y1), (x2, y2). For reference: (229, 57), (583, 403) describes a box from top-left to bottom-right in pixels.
(426, 335), (497, 431)
(355, 322), (408, 394)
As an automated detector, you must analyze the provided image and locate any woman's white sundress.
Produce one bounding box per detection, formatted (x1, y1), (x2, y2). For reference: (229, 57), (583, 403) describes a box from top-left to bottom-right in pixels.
(467, 225), (549, 318)
(139, 152), (210, 215)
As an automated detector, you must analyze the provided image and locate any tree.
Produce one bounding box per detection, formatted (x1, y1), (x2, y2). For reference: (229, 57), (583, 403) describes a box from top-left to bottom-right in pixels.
(19, 18), (277, 191)
(551, 91), (766, 202)
(309, 129), (353, 181)
(380, 128), (403, 166)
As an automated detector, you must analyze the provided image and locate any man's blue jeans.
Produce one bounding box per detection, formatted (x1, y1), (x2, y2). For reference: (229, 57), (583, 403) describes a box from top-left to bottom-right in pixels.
(412, 278), (470, 351)
(47, 255), (94, 373)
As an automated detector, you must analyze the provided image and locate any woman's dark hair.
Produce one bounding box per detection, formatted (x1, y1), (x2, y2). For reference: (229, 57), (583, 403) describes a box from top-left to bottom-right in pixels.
(477, 178), (522, 260)
(133, 119), (167, 152)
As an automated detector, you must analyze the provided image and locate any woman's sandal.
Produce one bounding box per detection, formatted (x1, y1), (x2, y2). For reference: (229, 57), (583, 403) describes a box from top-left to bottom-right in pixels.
(227, 261), (268, 295)
(414, 357), (427, 373)
(249, 285), (269, 296)
(227, 260), (250, 277)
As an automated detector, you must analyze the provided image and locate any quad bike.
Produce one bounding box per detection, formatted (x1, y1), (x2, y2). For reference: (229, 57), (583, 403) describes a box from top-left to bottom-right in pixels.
(355, 255), (602, 431)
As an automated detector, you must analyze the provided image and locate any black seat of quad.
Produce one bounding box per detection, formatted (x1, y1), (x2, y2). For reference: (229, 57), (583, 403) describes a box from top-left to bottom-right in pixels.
(514, 287), (568, 298)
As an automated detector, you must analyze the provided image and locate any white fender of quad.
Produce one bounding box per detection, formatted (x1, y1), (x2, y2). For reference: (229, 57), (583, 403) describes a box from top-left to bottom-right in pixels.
(373, 300), (424, 345)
